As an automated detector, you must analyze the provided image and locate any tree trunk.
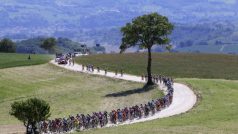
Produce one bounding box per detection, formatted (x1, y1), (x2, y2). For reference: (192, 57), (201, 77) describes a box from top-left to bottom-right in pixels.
(26, 123), (31, 134)
(32, 122), (39, 134)
(26, 125), (28, 134)
(146, 47), (154, 85)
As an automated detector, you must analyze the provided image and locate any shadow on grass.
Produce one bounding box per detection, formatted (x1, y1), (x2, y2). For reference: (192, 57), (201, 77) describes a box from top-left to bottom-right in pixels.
(105, 84), (157, 98)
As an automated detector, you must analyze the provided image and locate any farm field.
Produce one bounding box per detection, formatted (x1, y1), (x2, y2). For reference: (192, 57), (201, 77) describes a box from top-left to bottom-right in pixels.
(0, 63), (163, 125)
(0, 53), (237, 134)
(75, 53), (238, 80)
(82, 79), (238, 134)
(71, 79), (238, 134)
(74, 53), (238, 134)
(176, 44), (238, 54)
(0, 53), (52, 69)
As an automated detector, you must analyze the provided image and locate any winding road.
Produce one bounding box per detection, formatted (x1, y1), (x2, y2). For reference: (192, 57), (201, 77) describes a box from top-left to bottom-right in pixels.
(50, 60), (197, 127)
(0, 61), (197, 134)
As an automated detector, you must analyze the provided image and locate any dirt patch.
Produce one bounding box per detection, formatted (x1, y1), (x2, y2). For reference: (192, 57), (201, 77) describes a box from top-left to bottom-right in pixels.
(0, 124), (25, 134)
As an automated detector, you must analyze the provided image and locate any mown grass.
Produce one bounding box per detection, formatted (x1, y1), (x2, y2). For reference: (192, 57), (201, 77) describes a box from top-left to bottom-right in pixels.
(1, 53), (238, 133)
(75, 53), (238, 133)
(75, 79), (238, 134)
(0, 53), (52, 69)
(75, 53), (238, 80)
(0, 64), (163, 125)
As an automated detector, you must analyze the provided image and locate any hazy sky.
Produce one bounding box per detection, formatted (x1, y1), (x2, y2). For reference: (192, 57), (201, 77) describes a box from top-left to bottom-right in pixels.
(208, 0), (237, 4)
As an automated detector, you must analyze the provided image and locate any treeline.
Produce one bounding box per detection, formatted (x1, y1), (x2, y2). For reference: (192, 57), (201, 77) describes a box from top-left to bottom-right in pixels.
(0, 38), (16, 53)
(0, 37), (106, 54)
(16, 37), (84, 54)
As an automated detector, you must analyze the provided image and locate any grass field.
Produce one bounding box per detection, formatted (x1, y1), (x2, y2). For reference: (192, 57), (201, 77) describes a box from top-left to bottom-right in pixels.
(74, 79), (238, 134)
(176, 44), (238, 54)
(75, 53), (238, 80)
(0, 64), (163, 125)
(0, 53), (238, 134)
(74, 53), (238, 134)
(0, 53), (52, 69)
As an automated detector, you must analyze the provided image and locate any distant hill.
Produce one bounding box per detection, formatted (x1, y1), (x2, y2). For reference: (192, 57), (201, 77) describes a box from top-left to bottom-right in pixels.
(1, 0), (238, 53)
(171, 22), (238, 54)
(16, 37), (85, 54)
(15, 37), (106, 54)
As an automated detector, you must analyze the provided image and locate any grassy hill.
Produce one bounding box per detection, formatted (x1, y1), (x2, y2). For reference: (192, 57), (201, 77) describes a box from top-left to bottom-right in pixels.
(74, 53), (238, 134)
(0, 53), (237, 134)
(77, 78), (238, 134)
(75, 53), (238, 80)
(175, 44), (238, 54)
(0, 64), (163, 125)
(0, 53), (52, 69)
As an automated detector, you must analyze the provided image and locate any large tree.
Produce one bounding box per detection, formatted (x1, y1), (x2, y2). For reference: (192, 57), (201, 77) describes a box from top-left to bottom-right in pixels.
(120, 13), (174, 85)
(40, 37), (56, 53)
(0, 38), (16, 53)
(10, 98), (51, 134)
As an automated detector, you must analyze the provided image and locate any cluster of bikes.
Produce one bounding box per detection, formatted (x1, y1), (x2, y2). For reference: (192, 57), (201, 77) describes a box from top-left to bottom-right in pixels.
(37, 63), (174, 134)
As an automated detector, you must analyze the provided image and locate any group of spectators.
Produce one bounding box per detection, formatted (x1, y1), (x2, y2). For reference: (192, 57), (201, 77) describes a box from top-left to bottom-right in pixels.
(37, 74), (174, 134)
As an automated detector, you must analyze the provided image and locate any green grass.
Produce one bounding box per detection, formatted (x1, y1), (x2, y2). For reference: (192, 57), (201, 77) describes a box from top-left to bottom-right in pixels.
(75, 79), (238, 134)
(74, 53), (238, 133)
(176, 44), (222, 53)
(0, 64), (163, 125)
(176, 44), (238, 54)
(1, 53), (238, 133)
(75, 53), (238, 80)
(0, 53), (52, 69)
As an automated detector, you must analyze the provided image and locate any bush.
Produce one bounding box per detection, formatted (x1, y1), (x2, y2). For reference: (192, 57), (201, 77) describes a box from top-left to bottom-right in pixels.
(10, 98), (50, 134)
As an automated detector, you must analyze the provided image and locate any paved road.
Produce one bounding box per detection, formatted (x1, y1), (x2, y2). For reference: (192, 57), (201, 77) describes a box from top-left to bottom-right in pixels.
(0, 61), (197, 134)
(51, 61), (197, 126)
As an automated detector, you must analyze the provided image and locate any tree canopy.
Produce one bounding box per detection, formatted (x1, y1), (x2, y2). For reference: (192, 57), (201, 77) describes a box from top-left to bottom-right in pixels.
(40, 37), (56, 53)
(120, 13), (174, 52)
(0, 38), (16, 53)
(120, 13), (174, 85)
(10, 98), (50, 134)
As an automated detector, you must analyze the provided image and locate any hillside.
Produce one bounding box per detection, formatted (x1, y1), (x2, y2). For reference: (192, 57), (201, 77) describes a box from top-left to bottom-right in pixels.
(0, 53), (52, 69)
(75, 78), (238, 134)
(0, 53), (237, 134)
(15, 37), (85, 54)
(76, 53), (238, 80)
(1, 0), (238, 53)
(0, 63), (163, 125)
(14, 37), (106, 54)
